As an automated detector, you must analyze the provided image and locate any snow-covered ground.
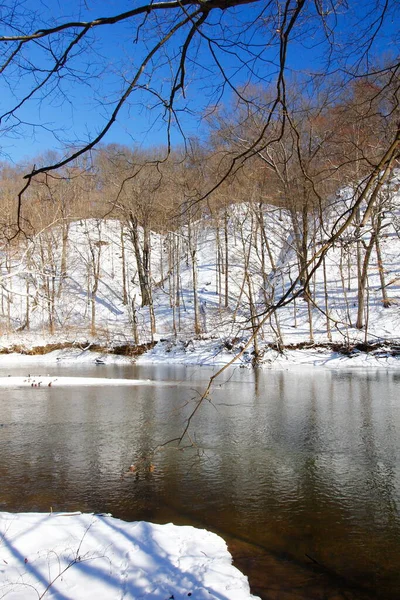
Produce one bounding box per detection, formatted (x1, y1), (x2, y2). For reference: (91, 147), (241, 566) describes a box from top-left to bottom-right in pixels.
(0, 512), (259, 599)
(136, 338), (400, 369)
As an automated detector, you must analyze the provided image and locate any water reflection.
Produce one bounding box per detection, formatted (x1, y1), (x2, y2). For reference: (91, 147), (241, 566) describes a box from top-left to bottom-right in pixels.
(0, 366), (400, 598)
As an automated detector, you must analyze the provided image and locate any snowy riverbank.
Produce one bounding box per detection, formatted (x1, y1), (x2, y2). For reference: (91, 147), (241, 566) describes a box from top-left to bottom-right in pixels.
(0, 512), (259, 599)
(136, 338), (400, 369)
(0, 340), (399, 370)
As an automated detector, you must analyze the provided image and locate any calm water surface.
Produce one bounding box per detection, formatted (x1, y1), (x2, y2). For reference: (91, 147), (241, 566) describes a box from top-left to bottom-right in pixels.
(0, 364), (399, 599)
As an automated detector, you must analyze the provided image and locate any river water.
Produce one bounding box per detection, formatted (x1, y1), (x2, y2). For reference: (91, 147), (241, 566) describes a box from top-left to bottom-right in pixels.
(0, 364), (399, 599)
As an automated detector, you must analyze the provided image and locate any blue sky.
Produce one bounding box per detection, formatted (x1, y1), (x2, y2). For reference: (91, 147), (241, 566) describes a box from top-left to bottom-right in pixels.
(0, 0), (398, 166)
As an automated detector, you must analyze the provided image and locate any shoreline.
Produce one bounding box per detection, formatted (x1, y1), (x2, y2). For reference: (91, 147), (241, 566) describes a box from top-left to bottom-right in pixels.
(0, 339), (398, 370)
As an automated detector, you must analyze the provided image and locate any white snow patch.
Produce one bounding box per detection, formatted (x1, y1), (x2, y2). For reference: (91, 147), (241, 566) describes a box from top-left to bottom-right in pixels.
(0, 349), (131, 365)
(0, 375), (199, 388)
(0, 512), (259, 600)
(136, 339), (400, 370)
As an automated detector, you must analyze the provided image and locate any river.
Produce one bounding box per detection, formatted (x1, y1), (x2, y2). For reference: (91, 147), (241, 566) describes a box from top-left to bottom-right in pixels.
(0, 363), (399, 599)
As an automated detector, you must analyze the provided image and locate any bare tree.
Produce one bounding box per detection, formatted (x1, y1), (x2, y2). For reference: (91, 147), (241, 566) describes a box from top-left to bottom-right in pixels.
(0, 0), (396, 217)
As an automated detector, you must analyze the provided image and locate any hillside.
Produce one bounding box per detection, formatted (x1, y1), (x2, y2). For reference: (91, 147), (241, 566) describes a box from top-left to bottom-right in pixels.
(0, 180), (399, 368)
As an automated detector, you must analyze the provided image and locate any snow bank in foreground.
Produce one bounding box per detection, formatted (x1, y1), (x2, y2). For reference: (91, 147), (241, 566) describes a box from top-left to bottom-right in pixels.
(0, 512), (259, 600)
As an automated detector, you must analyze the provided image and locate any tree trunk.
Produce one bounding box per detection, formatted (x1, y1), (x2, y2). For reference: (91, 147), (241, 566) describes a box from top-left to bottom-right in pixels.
(58, 222), (69, 298)
(131, 295), (139, 345)
(224, 209), (229, 308)
(356, 233), (376, 329)
(120, 222), (128, 305)
(322, 254), (332, 341)
(129, 214), (151, 307)
(375, 222), (390, 307)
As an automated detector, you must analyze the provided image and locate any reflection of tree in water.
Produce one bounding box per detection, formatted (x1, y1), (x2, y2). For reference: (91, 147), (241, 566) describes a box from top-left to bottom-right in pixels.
(359, 376), (399, 526)
(293, 372), (400, 597)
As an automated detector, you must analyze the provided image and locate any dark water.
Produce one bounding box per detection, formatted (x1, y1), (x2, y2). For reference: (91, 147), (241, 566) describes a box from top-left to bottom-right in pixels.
(0, 364), (400, 599)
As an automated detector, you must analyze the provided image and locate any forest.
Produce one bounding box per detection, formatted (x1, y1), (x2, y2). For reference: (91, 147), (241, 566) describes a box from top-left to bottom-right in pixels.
(0, 0), (399, 359)
(0, 74), (399, 359)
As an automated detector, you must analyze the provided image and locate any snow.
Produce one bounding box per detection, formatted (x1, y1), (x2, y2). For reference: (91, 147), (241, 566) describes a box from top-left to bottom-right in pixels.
(136, 339), (400, 369)
(0, 349), (131, 365)
(0, 375), (201, 387)
(0, 512), (259, 599)
(0, 376), (168, 387)
(0, 342), (398, 370)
